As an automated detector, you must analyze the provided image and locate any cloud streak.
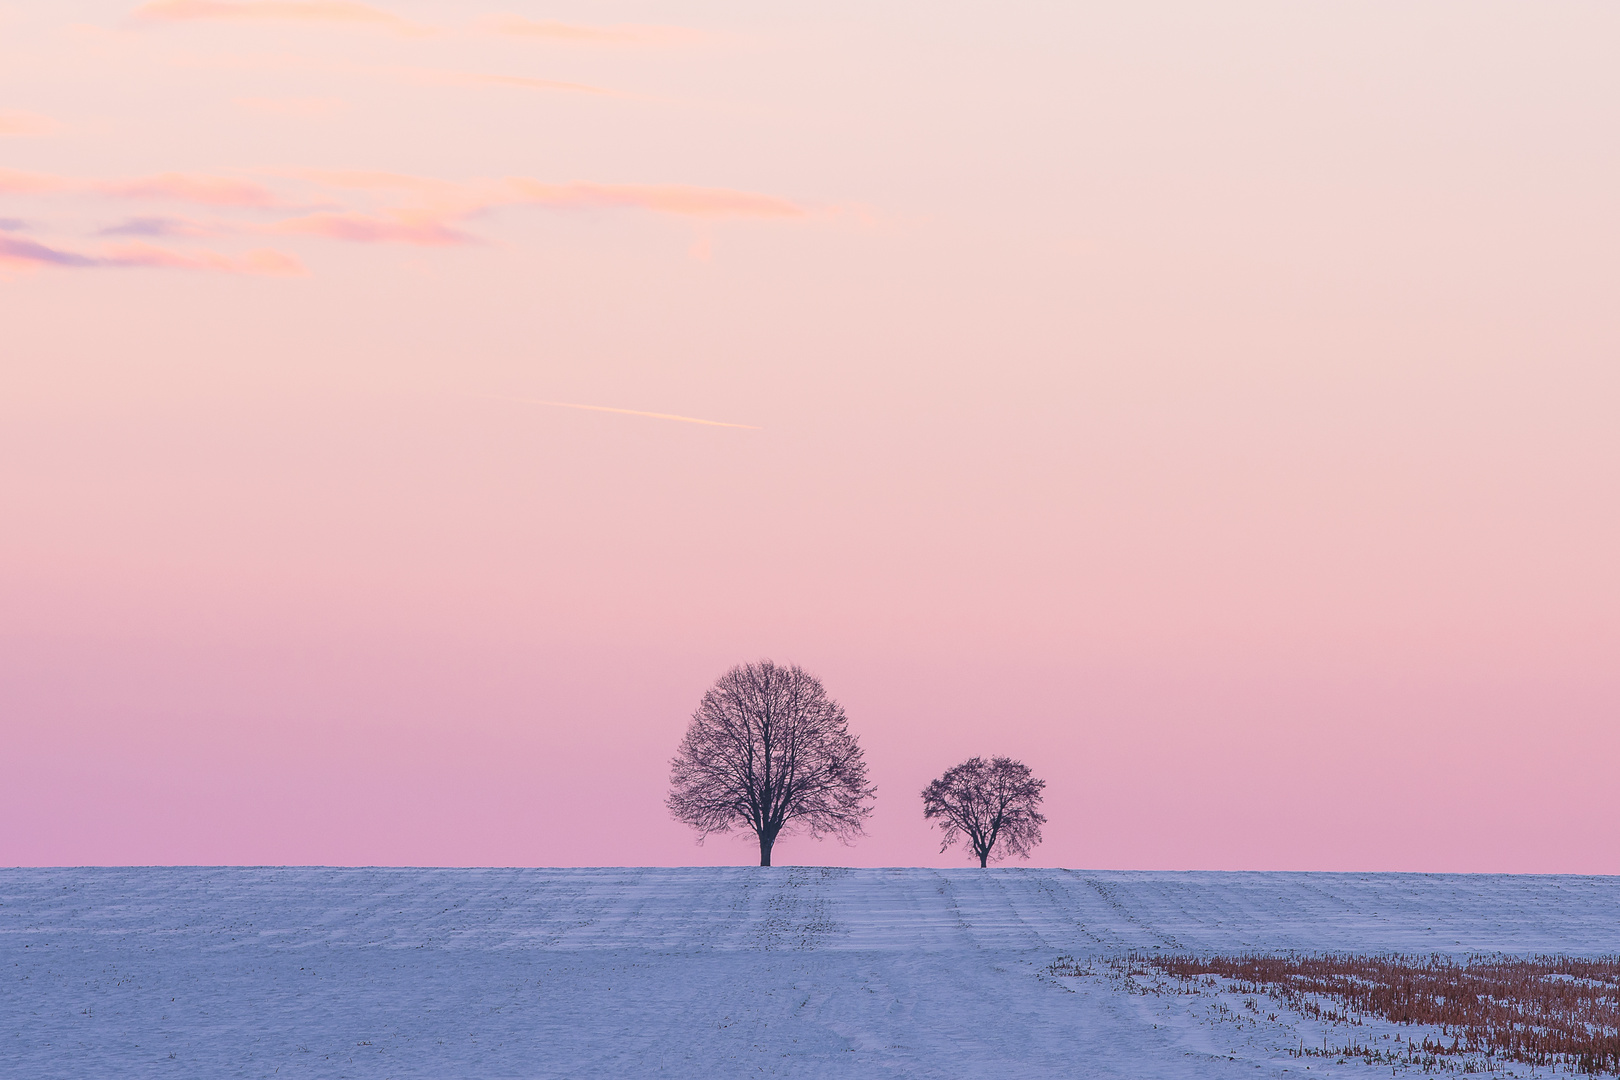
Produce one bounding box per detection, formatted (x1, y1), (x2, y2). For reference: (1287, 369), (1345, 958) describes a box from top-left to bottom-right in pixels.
(0, 235), (99, 268)
(493, 396), (761, 430)
(0, 234), (304, 274)
(96, 172), (283, 207)
(250, 170), (807, 246)
(0, 168), (71, 194)
(4, 165), (802, 228)
(99, 215), (218, 237)
(1, 167), (285, 207)
(0, 164), (809, 257)
(105, 241), (305, 273)
(294, 170), (804, 223)
(272, 209), (472, 246)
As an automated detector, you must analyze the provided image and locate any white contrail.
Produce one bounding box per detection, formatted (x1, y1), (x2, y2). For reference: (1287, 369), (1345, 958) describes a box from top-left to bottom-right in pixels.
(480, 395), (761, 430)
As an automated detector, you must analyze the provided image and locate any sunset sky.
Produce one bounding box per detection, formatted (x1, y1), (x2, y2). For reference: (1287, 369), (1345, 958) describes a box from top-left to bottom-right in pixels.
(3, 0), (1617, 871)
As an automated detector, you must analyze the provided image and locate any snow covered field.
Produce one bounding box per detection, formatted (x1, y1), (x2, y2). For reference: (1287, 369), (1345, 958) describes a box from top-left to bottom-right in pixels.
(3, 868), (1617, 1078)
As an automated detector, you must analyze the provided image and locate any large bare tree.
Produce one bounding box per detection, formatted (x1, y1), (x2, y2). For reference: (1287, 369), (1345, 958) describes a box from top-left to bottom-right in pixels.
(667, 660), (875, 866)
(921, 757), (1046, 867)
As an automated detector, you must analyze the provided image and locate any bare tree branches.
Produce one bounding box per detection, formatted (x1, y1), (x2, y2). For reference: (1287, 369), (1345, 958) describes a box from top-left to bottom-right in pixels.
(667, 660), (875, 866)
(921, 757), (1046, 868)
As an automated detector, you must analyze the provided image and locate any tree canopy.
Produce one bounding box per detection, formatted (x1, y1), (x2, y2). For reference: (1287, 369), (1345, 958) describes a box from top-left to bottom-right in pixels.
(668, 660), (875, 866)
(921, 756), (1046, 867)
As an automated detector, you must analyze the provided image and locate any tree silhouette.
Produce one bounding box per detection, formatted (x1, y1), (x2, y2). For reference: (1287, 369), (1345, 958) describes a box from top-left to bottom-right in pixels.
(667, 660), (875, 866)
(921, 757), (1046, 867)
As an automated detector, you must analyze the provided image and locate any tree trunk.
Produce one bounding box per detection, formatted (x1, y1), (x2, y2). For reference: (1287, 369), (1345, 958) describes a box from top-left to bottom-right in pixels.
(978, 851), (989, 868)
(759, 832), (775, 866)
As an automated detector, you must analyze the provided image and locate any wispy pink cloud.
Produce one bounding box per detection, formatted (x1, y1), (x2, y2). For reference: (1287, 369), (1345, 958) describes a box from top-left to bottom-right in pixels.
(0, 235), (99, 269)
(99, 215), (220, 238)
(104, 240), (306, 274)
(245, 171), (807, 246)
(271, 210), (472, 246)
(1, 164), (806, 256)
(2, 168), (289, 213)
(0, 234), (304, 274)
(95, 172), (282, 208)
(0, 168), (71, 195)
(294, 170), (806, 220)
(0, 110), (60, 137)
(131, 0), (425, 33)
(477, 14), (700, 46)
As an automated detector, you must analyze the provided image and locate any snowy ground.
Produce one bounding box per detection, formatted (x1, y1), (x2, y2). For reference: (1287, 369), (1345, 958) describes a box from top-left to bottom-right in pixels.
(3, 868), (1617, 1078)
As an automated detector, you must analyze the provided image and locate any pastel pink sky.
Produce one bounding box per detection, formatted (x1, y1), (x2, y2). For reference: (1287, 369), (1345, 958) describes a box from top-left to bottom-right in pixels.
(3, 1), (1616, 871)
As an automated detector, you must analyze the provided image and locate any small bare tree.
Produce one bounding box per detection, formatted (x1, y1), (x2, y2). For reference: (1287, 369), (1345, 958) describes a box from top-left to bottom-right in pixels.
(921, 757), (1046, 868)
(667, 660), (875, 866)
